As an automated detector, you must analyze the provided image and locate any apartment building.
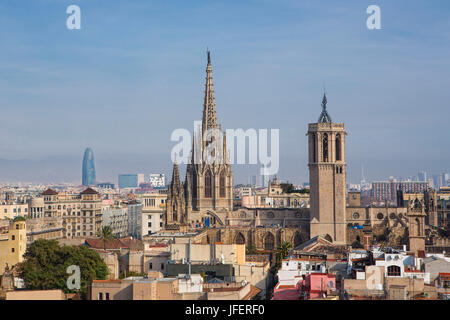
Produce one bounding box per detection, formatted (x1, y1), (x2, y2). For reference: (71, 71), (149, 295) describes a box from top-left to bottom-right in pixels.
(135, 192), (166, 236)
(101, 206), (128, 238)
(0, 203), (28, 220)
(41, 187), (102, 239)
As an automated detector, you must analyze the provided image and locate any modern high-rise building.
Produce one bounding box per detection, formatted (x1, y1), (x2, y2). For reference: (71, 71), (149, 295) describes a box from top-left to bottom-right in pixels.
(118, 173), (145, 189)
(82, 147), (96, 186)
(442, 173), (449, 186)
(418, 171), (427, 183)
(433, 174), (443, 189)
(371, 181), (430, 202)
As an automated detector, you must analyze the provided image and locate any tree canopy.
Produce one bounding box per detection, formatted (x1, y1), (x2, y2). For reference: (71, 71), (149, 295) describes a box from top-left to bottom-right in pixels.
(17, 239), (108, 299)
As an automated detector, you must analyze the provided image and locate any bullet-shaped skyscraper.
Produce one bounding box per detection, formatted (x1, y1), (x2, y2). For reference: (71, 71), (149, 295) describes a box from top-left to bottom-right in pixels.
(82, 147), (96, 186)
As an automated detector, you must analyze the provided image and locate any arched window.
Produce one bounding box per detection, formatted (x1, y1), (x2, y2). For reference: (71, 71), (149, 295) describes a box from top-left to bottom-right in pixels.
(234, 232), (245, 245)
(336, 134), (341, 161)
(387, 265), (401, 276)
(311, 133), (316, 162)
(219, 171), (226, 198)
(205, 171), (212, 198)
(322, 133), (328, 162)
(172, 202), (178, 222)
(416, 218), (421, 236)
(293, 232), (304, 247)
(414, 198), (421, 209)
(264, 232), (275, 251)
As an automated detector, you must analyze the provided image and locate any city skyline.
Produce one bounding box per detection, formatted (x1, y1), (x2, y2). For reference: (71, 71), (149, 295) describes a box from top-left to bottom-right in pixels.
(0, 1), (449, 185)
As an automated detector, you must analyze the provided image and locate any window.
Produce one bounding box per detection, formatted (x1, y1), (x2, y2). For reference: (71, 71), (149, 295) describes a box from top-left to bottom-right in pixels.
(98, 292), (103, 300)
(416, 218), (421, 236)
(353, 212), (360, 219)
(161, 263), (164, 270)
(377, 213), (384, 220)
(105, 293), (110, 300)
(149, 263), (153, 269)
(336, 134), (341, 161)
(11, 235), (15, 240)
(322, 133), (329, 162)
(205, 171), (212, 198)
(219, 172), (226, 198)
(390, 213), (396, 219)
(148, 222), (152, 227)
(11, 248), (15, 253)
(387, 265), (401, 277)
(311, 133), (316, 162)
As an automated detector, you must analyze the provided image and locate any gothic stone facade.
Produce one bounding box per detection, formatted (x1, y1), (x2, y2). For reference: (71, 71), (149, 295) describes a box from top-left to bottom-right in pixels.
(166, 51), (233, 230)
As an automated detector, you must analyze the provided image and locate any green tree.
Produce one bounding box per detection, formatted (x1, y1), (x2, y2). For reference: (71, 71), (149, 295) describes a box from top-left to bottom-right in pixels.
(97, 225), (116, 250)
(13, 216), (26, 222)
(276, 241), (292, 260)
(17, 239), (108, 299)
(246, 244), (258, 255)
(280, 183), (295, 194)
(274, 241), (293, 271)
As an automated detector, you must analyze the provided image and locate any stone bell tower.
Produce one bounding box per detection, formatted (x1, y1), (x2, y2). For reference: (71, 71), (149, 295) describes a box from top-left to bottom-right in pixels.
(407, 197), (426, 255)
(308, 94), (347, 244)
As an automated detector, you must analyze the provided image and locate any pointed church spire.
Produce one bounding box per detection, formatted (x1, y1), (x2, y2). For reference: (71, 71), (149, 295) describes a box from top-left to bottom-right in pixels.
(202, 50), (218, 135)
(318, 93), (332, 123)
(170, 154), (182, 190)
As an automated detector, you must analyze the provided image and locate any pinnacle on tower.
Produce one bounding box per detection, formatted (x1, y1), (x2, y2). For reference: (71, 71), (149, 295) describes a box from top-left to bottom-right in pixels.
(202, 50), (218, 134)
(318, 93), (332, 123)
(170, 154), (182, 190)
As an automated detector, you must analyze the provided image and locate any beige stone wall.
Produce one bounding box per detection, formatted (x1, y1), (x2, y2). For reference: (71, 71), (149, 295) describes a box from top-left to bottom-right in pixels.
(308, 123), (347, 244)
(170, 243), (245, 265)
(218, 227), (307, 251)
(6, 289), (66, 300)
(0, 221), (27, 275)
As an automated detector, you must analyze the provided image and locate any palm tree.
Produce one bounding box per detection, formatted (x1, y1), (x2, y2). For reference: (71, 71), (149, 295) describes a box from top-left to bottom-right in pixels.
(97, 226), (115, 251)
(274, 241), (293, 271)
(277, 241), (292, 259)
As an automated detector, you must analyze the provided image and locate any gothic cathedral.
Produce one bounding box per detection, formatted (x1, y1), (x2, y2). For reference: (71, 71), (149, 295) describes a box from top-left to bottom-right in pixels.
(165, 51), (234, 230)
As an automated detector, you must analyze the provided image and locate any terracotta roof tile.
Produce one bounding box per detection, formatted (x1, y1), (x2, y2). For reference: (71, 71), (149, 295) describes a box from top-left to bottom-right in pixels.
(41, 188), (58, 195)
(81, 187), (99, 195)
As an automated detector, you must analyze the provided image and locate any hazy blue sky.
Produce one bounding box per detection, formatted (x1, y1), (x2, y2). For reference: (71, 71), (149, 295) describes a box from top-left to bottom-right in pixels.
(0, 0), (449, 185)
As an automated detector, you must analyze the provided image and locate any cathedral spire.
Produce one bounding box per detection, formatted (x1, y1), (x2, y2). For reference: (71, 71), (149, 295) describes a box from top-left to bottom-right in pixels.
(170, 155), (182, 191)
(318, 93), (332, 123)
(202, 50), (218, 135)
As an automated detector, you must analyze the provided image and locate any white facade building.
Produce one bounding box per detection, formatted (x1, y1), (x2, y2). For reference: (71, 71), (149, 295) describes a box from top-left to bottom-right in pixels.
(101, 207), (128, 238)
(149, 174), (166, 188)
